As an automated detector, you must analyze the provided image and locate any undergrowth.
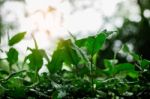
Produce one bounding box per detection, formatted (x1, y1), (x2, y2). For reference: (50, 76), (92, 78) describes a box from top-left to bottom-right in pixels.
(0, 30), (150, 99)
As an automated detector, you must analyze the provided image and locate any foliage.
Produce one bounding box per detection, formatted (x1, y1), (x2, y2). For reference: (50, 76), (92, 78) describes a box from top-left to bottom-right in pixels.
(0, 30), (150, 99)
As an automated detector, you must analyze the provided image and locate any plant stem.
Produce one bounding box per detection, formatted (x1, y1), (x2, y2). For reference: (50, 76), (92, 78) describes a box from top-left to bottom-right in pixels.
(0, 70), (26, 83)
(9, 64), (12, 74)
(30, 89), (50, 98)
(90, 56), (94, 96)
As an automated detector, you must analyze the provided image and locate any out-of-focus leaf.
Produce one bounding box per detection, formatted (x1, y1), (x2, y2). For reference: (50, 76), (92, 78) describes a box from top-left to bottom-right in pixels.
(131, 53), (140, 61)
(103, 59), (118, 75)
(0, 69), (9, 77)
(122, 44), (130, 53)
(47, 39), (81, 74)
(128, 71), (139, 78)
(8, 32), (26, 46)
(47, 49), (63, 74)
(6, 47), (18, 66)
(104, 59), (114, 75)
(4, 77), (26, 98)
(26, 71), (37, 84)
(104, 59), (118, 68)
(115, 63), (135, 74)
(60, 39), (80, 65)
(25, 49), (43, 71)
(39, 49), (50, 62)
(140, 59), (150, 69)
(0, 85), (5, 96)
(76, 32), (107, 55)
(52, 91), (59, 99)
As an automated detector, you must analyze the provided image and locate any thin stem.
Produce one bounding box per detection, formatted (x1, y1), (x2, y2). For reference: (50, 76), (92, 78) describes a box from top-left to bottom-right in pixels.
(31, 34), (38, 50)
(0, 70), (26, 83)
(113, 52), (117, 60)
(16, 63), (21, 70)
(29, 89), (50, 98)
(27, 70), (40, 88)
(90, 56), (94, 96)
(7, 30), (10, 43)
(9, 64), (12, 74)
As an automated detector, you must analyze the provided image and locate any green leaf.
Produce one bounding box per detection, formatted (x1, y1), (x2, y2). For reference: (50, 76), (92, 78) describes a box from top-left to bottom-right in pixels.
(4, 77), (26, 98)
(115, 63), (135, 74)
(0, 85), (5, 96)
(39, 49), (50, 62)
(131, 53), (140, 61)
(128, 71), (138, 78)
(47, 39), (81, 74)
(47, 49), (63, 74)
(103, 59), (118, 75)
(60, 39), (80, 65)
(9, 32), (26, 46)
(25, 49), (43, 71)
(140, 59), (150, 69)
(122, 44), (130, 53)
(104, 59), (118, 68)
(6, 47), (18, 66)
(104, 59), (113, 74)
(76, 32), (107, 55)
(0, 69), (9, 75)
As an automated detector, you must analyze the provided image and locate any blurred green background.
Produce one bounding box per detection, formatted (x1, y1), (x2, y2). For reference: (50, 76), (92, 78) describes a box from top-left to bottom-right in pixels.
(0, 0), (150, 61)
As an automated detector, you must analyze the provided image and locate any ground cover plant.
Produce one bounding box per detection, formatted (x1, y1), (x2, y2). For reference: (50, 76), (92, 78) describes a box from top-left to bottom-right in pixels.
(0, 30), (150, 99)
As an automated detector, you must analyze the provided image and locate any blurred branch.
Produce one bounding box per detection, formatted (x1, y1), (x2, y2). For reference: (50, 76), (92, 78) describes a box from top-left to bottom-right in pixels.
(29, 89), (50, 98)
(137, 0), (144, 18)
(0, 70), (26, 83)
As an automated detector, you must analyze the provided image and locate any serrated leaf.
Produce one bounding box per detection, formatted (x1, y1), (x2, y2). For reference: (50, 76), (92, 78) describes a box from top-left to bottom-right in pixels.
(9, 32), (26, 46)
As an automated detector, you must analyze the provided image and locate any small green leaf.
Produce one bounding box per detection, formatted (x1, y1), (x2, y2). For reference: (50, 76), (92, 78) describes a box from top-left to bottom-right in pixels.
(104, 59), (113, 71)
(140, 59), (150, 69)
(103, 59), (118, 75)
(7, 47), (18, 66)
(104, 59), (118, 68)
(131, 53), (140, 61)
(128, 71), (138, 78)
(9, 32), (26, 46)
(122, 44), (130, 53)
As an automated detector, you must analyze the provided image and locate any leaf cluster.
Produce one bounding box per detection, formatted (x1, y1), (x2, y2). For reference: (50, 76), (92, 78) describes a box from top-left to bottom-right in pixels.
(0, 31), (150, 99)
